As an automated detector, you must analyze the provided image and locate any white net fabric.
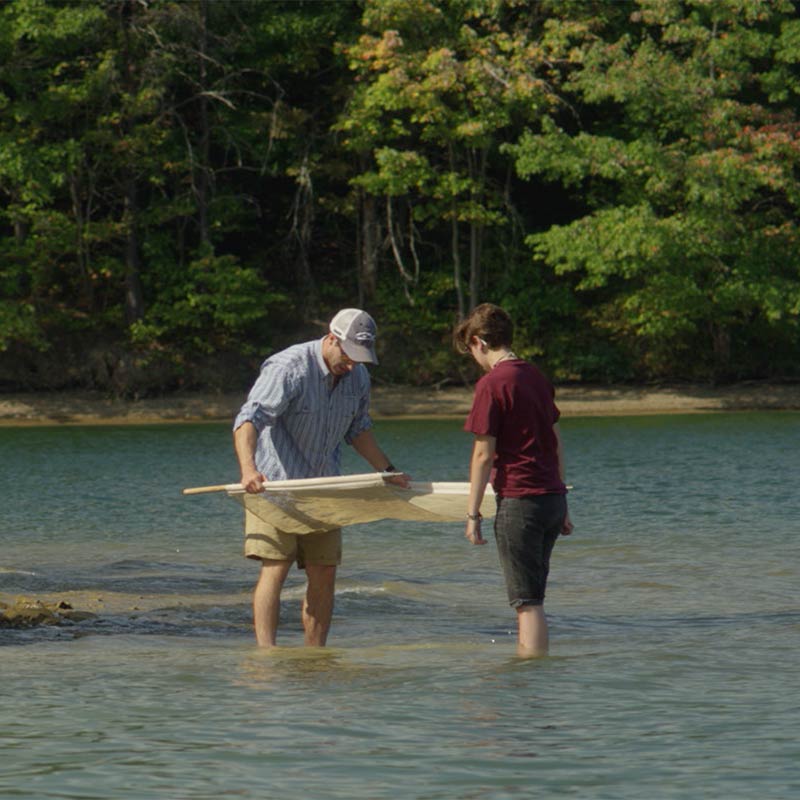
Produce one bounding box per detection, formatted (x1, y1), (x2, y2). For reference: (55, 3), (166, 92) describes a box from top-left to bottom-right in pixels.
(228, 473), (495, 534)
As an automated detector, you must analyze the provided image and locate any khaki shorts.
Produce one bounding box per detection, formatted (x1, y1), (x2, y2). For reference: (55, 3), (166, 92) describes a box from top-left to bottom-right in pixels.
(244, 510), (342, 568)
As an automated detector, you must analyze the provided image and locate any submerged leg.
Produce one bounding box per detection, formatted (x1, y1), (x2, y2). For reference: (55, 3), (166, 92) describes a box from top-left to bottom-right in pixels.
(516, 604), (549, 657)
(302, 564), (337, 646)
(253, 559), (292, 647)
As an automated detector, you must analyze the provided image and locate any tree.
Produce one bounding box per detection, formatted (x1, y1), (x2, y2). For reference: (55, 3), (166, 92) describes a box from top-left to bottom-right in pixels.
(337, 0), (563, 317)
(3, 0), (800, 392)
(0, 0), (112, 358)
(0, 0), (286, 391)
(508, 0), (800, 380)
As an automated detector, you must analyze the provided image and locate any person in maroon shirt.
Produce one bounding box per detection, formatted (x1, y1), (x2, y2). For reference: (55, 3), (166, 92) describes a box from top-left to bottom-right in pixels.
(454, 303), (573, 656)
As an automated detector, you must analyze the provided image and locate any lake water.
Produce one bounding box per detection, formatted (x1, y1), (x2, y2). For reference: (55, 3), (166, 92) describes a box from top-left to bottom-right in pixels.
(1, 413), (798, 799)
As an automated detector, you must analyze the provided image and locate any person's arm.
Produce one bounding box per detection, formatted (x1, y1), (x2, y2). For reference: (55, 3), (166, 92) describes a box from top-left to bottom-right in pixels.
(233, 421), (266, 494)
(465, 435), (495, 545)
(232, 358), (298, 493)
(350, 429), (410, 487)
(554, 423), (574, 536)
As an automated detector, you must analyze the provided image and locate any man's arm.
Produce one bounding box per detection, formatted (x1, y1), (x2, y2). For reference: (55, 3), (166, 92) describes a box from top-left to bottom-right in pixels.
(233, 421), (266, 494)
(349, 429), (410, 486)
(465, 434), (495, 546)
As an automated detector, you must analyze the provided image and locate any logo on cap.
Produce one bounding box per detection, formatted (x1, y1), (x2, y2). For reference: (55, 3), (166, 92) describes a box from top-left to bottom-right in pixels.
(330, 309), (378, 364)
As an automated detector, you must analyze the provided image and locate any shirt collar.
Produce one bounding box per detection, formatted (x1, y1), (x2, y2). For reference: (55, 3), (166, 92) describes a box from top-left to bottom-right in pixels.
(315, 337), (331, 377)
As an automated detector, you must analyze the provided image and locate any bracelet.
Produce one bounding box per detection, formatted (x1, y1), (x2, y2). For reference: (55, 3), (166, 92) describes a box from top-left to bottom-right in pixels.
(466, 512), (482, 521)
(383, 463), (396, 473)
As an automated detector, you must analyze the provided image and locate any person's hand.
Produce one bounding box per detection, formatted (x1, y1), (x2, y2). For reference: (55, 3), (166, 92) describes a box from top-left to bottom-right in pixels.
(561, 511), (574, 536)
(241, 467), (266, 494)
(465, 517), (486, 545)
(382, 471), (411, 489)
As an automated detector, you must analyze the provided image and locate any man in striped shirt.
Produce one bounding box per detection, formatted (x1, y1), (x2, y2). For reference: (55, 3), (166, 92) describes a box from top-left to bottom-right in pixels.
(233, 309), (407, 647)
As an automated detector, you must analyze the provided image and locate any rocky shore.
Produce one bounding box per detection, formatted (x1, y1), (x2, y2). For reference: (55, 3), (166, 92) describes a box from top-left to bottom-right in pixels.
(0, 590), (245, 630)
(1, 382), (799, 426)
(0, 597), (96, 629)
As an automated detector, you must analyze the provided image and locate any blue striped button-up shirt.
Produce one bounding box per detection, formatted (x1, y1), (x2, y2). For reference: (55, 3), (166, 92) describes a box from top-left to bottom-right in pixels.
(233, 338), (373, 480)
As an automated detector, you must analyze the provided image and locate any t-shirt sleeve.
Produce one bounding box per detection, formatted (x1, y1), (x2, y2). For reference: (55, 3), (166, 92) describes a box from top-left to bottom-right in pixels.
(464, 377), (501, 437)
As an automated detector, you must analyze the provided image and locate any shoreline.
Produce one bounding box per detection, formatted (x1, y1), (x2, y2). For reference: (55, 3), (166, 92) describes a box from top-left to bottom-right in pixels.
(0, 382), (799, 426)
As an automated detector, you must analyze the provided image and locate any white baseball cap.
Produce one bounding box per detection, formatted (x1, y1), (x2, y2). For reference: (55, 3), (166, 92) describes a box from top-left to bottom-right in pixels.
(329, 308), (378, 364)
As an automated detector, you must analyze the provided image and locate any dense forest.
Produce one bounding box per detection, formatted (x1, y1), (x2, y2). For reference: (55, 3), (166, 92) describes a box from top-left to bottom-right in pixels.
(1, 0), (799, 396)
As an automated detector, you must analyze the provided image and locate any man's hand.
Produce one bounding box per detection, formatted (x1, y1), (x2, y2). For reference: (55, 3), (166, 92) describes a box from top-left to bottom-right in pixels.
(382, 471), (411, 489)
(561, 511), (574, 536)
(465, 518), (487, 545)
(240, 467), (266, 494)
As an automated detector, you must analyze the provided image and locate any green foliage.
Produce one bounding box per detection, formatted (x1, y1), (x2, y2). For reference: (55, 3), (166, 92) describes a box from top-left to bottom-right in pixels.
(1, 0), (800, 391)
(129, 254), (282, 355)
(508, 0), (800, 380)
(337, 0), (563, 312)
(375, 270), (461, 385)
(0, 300), (43, 353)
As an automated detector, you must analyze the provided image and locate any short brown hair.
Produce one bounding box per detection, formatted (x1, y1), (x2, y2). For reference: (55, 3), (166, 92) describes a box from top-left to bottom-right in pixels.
(453, 303), (514, 354)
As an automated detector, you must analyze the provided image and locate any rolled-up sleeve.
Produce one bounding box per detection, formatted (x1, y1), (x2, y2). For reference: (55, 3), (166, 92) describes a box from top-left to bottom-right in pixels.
(233, 361), (296, 434)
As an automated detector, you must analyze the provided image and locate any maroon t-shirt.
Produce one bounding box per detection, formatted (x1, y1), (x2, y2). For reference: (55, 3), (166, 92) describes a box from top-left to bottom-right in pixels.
(464, 360), (566, 497)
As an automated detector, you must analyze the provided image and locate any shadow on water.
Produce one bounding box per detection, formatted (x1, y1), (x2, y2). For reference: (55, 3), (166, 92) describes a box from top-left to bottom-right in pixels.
(4, 559), (248, 596)
(232, 639), (522, 694)
(559, 608), (800, 633)
(0, 575), (453, 647)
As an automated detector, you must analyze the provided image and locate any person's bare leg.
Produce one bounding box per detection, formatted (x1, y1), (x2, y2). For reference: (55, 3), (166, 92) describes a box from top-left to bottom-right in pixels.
(516, 604), (549, 657)
(302, 564), (337, 646)
(253, 559), (292, 647)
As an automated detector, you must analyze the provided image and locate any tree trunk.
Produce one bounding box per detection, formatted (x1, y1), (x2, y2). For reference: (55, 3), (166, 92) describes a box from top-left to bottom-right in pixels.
(452, 212), (465, 320)
(118, 0), (145, 325)
(13, 218), (29, 246)
(359, 191), (379, 304)
(450, 144), (466, 318)
(288, 155), (317, 313)
(69, 172), (93, 308)
(468, 219), (482, 311)
(467, 146), (488, 311)
(124, 179), (145, 325)
(197, 0), (210, 248)
(710, 321), (732, 381)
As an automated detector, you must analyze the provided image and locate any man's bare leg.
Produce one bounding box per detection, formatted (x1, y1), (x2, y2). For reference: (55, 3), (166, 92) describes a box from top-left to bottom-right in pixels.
(253, 559), (292, 647)
(302, 564), (337, 646)
(516, 604), (549, 657)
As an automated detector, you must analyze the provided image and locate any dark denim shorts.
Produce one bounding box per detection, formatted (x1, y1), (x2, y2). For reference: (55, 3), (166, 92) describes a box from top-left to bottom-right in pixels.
(494, 494), (566, 608)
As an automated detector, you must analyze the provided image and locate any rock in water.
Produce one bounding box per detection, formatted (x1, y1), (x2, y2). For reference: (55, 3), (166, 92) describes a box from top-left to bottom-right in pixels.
(0, 598), (96, 628)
